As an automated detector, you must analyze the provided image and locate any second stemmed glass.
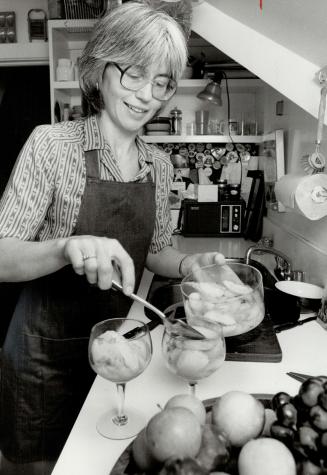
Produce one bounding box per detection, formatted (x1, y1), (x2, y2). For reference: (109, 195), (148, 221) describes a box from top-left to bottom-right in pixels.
(161, 318), (225, 395)
(89, 317), (152, 440)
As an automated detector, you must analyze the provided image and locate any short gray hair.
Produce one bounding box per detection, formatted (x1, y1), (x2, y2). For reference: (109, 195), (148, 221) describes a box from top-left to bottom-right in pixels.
(79, 1), (188, 116)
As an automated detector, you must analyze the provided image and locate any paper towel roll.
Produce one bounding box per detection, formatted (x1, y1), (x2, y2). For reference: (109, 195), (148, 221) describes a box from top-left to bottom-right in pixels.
(275, 173), (327, 220)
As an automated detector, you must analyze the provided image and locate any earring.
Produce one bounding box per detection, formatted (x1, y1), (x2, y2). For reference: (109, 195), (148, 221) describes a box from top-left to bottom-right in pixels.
(96, 81), (99, 90)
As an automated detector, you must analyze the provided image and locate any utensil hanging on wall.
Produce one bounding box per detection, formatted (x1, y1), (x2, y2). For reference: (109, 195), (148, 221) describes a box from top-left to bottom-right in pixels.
(301, 85), (327, 174)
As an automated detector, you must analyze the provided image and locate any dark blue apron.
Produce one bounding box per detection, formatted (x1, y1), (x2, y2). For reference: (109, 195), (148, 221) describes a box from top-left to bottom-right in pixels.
(0, 149), (156, 463)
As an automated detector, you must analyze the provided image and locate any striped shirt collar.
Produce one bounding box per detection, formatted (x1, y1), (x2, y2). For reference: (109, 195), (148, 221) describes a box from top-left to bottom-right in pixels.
(83, 115), (153, 165)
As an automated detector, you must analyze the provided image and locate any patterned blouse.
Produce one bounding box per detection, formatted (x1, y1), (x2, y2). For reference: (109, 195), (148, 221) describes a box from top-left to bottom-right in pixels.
(0, 115), (173, 253)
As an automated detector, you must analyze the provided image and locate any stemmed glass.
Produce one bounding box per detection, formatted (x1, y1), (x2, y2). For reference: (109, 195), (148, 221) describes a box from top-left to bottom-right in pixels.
(161, 318), (225, 395)
(89, 317), (152, 439)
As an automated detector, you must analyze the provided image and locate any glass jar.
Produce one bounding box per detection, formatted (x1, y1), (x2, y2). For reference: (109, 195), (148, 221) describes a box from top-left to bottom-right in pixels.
(228, 119), (239, 135)
(170, 106), (182, 135)
(48, 0), (63, 19)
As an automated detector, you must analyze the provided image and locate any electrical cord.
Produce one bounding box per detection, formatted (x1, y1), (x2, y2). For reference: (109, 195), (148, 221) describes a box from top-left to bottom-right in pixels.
(221, 71), (243, 189)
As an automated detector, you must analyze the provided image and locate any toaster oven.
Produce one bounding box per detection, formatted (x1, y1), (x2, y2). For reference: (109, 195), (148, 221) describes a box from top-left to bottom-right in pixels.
(179, 199), (245, 237)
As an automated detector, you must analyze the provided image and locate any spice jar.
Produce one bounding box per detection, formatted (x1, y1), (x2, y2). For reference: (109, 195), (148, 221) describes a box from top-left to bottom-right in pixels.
(170, 106), (182, 135)
(228, 119), (239, 135)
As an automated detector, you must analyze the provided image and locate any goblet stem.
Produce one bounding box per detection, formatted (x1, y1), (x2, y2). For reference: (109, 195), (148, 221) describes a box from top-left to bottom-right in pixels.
(113, 383), (128, 427)
(189, 382), (197, 396)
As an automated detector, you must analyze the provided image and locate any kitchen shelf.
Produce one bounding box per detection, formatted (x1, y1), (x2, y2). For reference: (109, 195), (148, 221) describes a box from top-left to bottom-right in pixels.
(48, 19), (264, 126)
(49, 19), (96, 34)
(0, 42), (49, 66)
(53, 81), (79, 90)
(53, 78), (263, 93)
(142, 135), (262, 143)
(177, 78), (263, 94)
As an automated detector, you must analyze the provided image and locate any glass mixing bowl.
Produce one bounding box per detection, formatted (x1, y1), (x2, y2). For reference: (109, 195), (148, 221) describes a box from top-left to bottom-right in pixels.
(181, 263), (264, 337)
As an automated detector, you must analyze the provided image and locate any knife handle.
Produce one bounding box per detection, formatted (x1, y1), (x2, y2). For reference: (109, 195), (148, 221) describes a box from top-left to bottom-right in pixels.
(275, 316), (316, 333)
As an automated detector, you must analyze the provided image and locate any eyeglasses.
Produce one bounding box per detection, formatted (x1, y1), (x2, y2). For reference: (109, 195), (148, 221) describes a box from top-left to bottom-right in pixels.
(111, 63), (177, 101)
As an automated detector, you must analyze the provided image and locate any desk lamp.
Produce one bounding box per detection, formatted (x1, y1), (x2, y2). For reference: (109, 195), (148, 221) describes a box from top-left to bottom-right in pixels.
(197, 71), (224, 106)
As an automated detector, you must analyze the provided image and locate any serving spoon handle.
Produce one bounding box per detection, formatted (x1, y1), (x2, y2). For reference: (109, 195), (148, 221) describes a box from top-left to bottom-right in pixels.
(111, 280), (205, 340)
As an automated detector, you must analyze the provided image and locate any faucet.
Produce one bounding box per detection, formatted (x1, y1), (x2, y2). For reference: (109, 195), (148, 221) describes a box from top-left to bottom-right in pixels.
(245, 245), (293, 281)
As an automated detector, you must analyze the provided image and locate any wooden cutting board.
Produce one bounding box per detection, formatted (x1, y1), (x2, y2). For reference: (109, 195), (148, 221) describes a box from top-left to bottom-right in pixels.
(145, 276), (282, 363)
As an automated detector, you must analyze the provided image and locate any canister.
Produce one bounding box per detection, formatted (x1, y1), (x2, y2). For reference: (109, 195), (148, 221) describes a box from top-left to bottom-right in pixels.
(170, 106), (182, 135)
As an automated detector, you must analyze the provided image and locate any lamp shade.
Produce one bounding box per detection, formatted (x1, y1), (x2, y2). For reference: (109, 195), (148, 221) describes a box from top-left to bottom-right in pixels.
(197, 81), (223, 105)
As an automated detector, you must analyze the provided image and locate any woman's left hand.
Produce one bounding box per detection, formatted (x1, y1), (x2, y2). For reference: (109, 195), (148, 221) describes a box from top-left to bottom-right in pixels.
(180, 251), (225, 277)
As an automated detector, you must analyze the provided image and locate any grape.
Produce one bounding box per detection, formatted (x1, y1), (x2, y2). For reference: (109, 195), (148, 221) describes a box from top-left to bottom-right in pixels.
(319, 432), (327, 464)
(299, 378), (325, 408)
(276, 402), (298, 429)
(318, 390), (327, 411)
(298, 460), (322, 475)
(292, 395), (311, 425)
(271, 391), (292, 411)
(310, 405), (327, 431)
(270, 421), (295, 445)
(270, 375), (327, 472)
(298, 426), (319, 452)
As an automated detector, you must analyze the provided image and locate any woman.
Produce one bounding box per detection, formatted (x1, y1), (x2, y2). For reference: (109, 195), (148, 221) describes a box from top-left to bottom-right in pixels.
(0, 2), (224, 473)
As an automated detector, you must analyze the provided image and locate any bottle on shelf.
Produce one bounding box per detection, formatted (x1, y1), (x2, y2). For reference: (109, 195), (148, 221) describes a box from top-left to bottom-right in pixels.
(63, 103), (70, 121)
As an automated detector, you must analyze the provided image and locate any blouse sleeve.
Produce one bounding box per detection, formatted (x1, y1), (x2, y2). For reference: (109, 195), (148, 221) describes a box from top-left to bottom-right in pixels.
(0, 125), (56, 240)
(148, 149), (174, 254)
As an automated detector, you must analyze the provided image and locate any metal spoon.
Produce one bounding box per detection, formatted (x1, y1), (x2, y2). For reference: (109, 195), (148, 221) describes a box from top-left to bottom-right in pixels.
(111, 280), (205, 340)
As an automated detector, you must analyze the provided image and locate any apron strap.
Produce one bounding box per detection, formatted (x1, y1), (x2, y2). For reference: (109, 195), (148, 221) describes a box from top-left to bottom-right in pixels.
(85, 149), (155, 184)
(84, 150), (100, 179)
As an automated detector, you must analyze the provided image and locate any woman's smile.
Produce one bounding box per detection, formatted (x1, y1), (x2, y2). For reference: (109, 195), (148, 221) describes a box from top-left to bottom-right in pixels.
(123, 101), (149, 115)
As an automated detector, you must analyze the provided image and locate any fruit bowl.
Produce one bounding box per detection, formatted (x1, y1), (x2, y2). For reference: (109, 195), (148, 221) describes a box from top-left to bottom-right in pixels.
(110, 376), (327, 475)
(110, 394), (272, 475)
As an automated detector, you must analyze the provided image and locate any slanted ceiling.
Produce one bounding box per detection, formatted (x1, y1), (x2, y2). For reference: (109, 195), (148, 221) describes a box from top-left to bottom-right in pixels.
(192, 0), (327, 124)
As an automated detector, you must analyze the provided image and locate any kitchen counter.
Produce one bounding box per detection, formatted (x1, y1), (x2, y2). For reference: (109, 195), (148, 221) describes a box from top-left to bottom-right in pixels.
(52, 238), (327, 475)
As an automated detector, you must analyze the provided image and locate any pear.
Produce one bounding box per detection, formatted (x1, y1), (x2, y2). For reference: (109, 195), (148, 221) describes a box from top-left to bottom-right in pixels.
(196, 424), (230, 472)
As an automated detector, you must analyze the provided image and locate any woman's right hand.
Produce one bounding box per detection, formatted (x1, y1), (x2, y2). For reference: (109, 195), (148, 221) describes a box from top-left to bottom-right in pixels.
(63, 235), (135, 294)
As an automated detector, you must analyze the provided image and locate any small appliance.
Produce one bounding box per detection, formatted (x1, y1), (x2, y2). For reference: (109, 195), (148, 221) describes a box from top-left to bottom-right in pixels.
(178, 199), (245, 237)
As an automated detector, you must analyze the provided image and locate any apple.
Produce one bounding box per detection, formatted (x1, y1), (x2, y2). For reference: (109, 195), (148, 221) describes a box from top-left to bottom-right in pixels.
(164, 393), (206, 426)
(238, 438), (296, 475)
(211, 391), (265, 447)
(146, 407), (202, 463)
(131, 427), (158, 472)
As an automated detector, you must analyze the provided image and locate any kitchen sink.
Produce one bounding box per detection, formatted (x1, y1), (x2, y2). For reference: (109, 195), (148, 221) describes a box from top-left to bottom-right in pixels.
(144, 258), (295, 363)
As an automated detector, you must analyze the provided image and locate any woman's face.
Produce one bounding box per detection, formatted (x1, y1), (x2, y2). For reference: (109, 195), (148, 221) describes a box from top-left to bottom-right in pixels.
(99, 63), (167, 134)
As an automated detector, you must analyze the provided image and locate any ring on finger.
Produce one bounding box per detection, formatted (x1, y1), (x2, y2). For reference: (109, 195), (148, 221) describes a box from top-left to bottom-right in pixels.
(82, 254), (97, 262)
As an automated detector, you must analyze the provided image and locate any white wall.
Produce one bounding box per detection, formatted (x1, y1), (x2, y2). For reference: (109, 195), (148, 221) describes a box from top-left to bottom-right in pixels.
(262, 85), (327, 286)
(0, 0), (48, 43)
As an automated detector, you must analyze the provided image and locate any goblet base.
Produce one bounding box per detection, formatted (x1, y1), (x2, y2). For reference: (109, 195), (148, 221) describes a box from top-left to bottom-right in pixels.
(96, 407), (146, 440)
